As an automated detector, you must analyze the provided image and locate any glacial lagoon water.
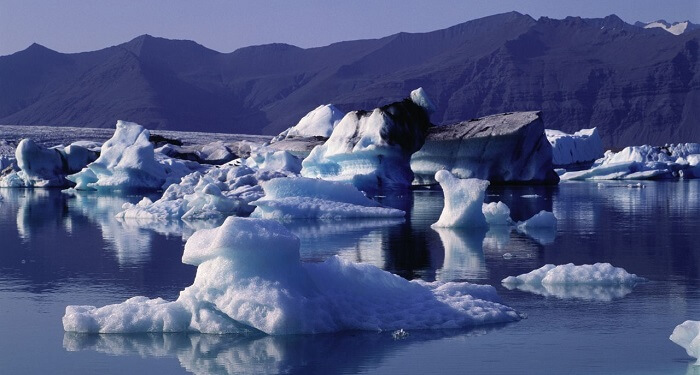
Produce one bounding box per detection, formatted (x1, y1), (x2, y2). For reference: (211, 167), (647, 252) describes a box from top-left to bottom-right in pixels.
(1, 181), (699, 374)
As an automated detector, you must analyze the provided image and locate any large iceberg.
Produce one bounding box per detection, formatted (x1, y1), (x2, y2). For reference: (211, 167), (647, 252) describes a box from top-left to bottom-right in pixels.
(67, 121), (187, 190)
(250, 177), (405, 220)
(502, 263), (645, 300)
(0, 139), (98, 187)
(63, 217), (520, 335)
(670, 320), (700, 365)
(411, 111), (559, 185)
(301, 88), (433, 192)
(546, 128), (603, 166)
(561, 143), (700, 180)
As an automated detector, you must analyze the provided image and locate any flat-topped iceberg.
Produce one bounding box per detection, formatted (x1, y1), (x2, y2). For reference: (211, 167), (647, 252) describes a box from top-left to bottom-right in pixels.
(561, 143), (700, 180)
(63, 217), (521, 334)
(411, 111), (559, 185)
(0, 139), (98, 187)
(301, 88), (433, 192)
(67, 121), (173, 190)
(546, 128), (603, 166)
(250, 177), (405, 220)
(670, 320), (700, 365)
(502, 263), (645, 300)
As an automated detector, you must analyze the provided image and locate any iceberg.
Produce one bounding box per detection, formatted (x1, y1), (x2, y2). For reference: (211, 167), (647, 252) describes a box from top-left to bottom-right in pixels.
(670, 320), (700, 365)
(411, 111), (559, 185)
(561, 143), (700, 180)
(432, 170), (489, 228)
(63, 217), (521, 335)
(250, 177), (405, 220)
(67, 121), (169, 190)
(545, 128), (603, 166)
(267, 105), (346, 158)
(117, 162), (294, 222)
(432, 170), (554, 246)
(301, 88), (433, 192)
(273, 104), (345, 140)
(502, 263), (645, 300)
(156, 141), (237, 165)
(0, 139), (98, 187)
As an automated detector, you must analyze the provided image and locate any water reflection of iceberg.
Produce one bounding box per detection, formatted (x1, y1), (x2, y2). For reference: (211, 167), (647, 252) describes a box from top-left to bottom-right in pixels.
(482, 226), (511, 250)
(502, 282), (635, 301)
(116, 216), (224, 242)
(283, 218), (404, 266)
(63, 327), (503, 375)
(66, 192), (154, 266)
(515, 226), (557, 245)
(433, 228), (487, 281)
(11, 189), (64, 241)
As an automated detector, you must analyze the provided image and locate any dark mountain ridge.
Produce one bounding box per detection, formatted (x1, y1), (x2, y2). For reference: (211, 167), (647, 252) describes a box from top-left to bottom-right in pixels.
(1, 12), (698, 148)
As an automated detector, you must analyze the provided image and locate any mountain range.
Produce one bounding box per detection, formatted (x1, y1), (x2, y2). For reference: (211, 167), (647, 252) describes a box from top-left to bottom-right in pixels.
(1, 12), (698, 148)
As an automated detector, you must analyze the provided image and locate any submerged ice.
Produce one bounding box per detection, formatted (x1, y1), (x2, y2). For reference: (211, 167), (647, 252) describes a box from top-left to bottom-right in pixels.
(63, 217), (520, 335)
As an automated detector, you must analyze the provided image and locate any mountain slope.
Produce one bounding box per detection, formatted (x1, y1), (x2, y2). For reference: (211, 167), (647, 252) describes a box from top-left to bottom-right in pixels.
(1, 12), (698, 148)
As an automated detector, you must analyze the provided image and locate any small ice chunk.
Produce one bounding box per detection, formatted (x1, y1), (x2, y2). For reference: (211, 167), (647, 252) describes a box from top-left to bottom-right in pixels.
(517, 211), (557, 229)
(670, 320), (700, 364)
(432, 170), (489, 228)
(502, 263), (645, 300)
(392, 329), (410, 340)
(482, 201), (512, 226)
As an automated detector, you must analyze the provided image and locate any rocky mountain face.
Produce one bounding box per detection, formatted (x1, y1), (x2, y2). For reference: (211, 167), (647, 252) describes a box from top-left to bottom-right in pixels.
(1, 12), (698, 148)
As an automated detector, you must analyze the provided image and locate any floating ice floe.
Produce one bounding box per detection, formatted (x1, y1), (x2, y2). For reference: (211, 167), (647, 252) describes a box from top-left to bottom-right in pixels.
(0, 139), (98, 187)
(502, 263), (645, 300)
(670, 320), (700, 365)
(67, 121), (197, 190)
(63, 217), (521, 334)
(117, 156), (297, 221)
(411, 111), (559, 185)
(301, 88), (433, 192)
(560, 143), (700, 180)
(546, 128), (603, 166)
(250, 177), (405, 220)
(515, 210), (558, 244)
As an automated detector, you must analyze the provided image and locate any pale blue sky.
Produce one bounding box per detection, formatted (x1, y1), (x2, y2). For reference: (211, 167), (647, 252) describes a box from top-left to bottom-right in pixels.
(1, 0), (698, 56)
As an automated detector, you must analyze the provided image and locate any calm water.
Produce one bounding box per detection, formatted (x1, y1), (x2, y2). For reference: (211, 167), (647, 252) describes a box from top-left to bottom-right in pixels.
(1, 181), (699, 374)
